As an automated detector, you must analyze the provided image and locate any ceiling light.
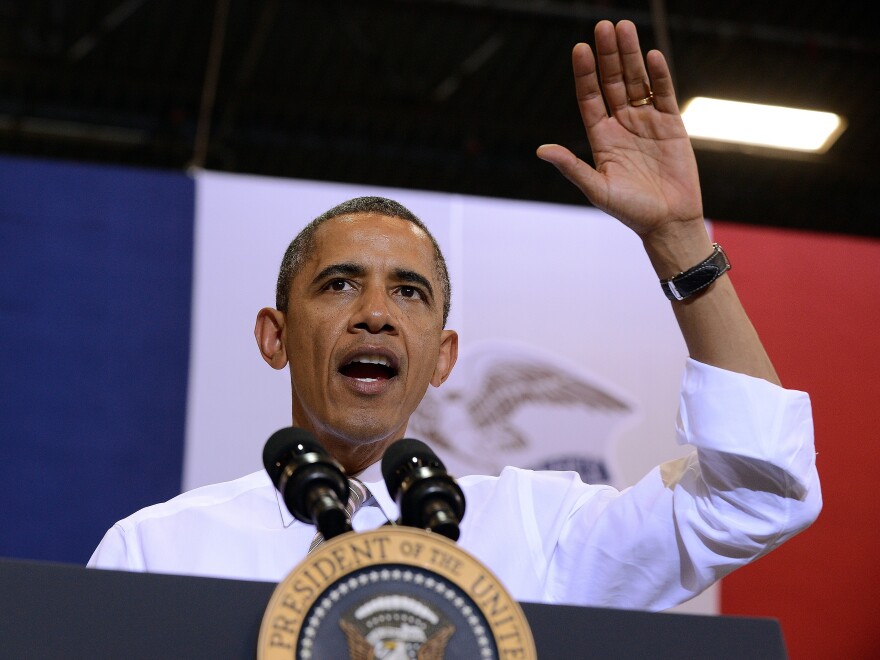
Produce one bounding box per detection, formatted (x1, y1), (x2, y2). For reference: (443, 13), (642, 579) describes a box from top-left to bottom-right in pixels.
(681, 97), (845, 153)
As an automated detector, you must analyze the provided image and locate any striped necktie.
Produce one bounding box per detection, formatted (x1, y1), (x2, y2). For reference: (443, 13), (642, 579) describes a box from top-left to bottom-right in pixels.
(308, 477), (370, 554)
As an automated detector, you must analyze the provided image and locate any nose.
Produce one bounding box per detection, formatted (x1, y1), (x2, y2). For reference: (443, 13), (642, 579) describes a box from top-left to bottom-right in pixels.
(350, 284), (397, 335)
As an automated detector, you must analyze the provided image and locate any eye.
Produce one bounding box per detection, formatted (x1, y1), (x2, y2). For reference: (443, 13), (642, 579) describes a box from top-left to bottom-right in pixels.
(397, 285), (425, 300)
(325, 279), (353, 292)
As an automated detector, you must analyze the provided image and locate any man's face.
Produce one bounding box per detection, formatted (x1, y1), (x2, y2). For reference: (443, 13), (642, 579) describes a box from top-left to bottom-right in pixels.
(281, 213), (457, 465)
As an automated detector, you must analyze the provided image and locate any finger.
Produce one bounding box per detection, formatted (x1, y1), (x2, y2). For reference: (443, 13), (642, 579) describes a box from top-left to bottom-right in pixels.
(571, 42), (608, 130)
(614, 20), (653, 108)
(593, 19), (628, 112)
(646, 49), (680, 114)
(536, 144), (602, 201)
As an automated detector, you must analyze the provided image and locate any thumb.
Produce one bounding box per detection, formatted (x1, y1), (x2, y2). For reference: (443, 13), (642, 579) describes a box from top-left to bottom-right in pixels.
(536, 144), (601, 201)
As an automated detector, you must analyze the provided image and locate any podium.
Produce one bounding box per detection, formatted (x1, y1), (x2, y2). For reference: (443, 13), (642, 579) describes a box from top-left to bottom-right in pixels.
(0, 557), (788, 659)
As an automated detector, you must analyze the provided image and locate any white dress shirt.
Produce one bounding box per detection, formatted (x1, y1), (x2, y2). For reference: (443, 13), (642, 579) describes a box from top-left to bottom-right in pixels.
(88, 359), (821, 611)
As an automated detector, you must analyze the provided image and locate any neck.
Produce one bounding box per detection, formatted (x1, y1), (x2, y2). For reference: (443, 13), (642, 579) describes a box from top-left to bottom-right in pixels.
(292, 422), (400, 475)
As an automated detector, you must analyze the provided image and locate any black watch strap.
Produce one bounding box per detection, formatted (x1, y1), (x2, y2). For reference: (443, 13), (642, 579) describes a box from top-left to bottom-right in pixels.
(660, 243), (731, 301)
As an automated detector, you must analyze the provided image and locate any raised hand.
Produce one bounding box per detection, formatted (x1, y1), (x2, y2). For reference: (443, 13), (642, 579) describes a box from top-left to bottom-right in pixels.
(537, 20), (703, 241)
(538, 20), (780, 384)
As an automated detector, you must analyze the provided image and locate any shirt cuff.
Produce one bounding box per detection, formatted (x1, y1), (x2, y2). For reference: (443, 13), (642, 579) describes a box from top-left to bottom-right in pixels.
(675, 358), (816, 491)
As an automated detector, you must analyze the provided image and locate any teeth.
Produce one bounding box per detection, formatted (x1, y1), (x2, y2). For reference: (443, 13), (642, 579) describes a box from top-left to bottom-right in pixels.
(349, 355), (391, 367)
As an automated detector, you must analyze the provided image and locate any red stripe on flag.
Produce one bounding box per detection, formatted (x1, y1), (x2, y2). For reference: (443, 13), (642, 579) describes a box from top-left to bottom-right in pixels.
(713, 221), (880, 659)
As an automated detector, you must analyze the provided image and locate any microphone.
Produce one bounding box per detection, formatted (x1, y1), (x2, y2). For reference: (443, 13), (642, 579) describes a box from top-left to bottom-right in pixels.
(381, 438), (465, 541)
(262, 427), (352, 541)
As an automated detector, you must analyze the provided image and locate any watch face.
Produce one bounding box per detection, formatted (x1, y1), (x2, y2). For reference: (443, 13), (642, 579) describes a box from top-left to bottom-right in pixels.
(661, 244), (730, 301)
(258, 527), (536, 660)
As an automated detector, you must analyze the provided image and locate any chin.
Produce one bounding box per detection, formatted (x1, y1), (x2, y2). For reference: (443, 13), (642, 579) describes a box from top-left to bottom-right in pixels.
(321, 414), (405, 449)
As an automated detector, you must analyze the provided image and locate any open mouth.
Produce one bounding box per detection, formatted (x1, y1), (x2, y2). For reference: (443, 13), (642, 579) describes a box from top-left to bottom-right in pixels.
(338, 355), (398, 382)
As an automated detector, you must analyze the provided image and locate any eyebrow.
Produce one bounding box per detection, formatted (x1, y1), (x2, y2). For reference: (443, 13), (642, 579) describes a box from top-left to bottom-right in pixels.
(312, 263), (364, 284)
(312, 263), (435, 300)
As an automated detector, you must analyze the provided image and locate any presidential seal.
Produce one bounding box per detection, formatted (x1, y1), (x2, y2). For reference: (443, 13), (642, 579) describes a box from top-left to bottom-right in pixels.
(257, 527), (535, 659)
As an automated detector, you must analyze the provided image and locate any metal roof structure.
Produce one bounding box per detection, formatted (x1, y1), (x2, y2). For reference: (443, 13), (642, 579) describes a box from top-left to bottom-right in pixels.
(2, 0), (876, 237)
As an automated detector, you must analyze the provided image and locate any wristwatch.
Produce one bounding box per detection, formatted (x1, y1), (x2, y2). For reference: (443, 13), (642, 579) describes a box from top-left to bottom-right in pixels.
(659, 243), (730, 301)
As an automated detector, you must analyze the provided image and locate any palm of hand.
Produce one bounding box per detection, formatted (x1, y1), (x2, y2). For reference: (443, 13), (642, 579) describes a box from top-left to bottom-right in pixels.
(586, 111), (702, 238)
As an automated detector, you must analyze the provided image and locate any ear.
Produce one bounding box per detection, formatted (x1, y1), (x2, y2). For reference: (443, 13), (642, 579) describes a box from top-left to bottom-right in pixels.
(430, 329), (459, 387)
(254, 307), (289, 370)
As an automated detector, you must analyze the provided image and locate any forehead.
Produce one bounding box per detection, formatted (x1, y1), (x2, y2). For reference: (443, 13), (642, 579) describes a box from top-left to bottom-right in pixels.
(307, 213), (436, 271)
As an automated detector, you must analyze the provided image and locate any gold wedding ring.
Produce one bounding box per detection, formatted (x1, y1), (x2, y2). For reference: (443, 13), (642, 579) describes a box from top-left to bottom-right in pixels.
(629, 91), (654, 107)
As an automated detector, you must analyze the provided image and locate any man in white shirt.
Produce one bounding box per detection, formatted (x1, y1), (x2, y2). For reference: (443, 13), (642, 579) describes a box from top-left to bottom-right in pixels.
(88, 19), (821, 610)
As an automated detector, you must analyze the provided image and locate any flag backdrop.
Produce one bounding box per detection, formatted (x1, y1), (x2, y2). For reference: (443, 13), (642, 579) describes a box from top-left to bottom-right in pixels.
(2, 154), (878, 658)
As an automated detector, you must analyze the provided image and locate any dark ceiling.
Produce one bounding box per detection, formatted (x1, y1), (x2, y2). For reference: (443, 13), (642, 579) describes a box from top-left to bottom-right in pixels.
(2, 1), (877, 237)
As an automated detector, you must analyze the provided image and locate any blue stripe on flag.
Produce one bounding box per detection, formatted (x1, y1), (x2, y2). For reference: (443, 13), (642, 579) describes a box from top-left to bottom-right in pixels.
(0, 155), (194, 564)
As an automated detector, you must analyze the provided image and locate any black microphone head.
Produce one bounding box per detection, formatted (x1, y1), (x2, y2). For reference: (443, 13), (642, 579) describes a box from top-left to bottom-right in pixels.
(262, 426), (350, 531)
(381, 438), (447, 499)
(262, 427), (323, 485)
(382, 437), (465, 539)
